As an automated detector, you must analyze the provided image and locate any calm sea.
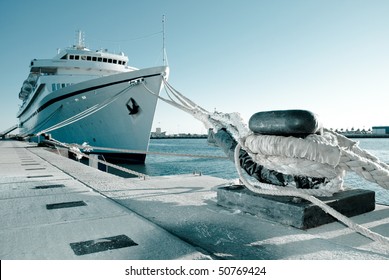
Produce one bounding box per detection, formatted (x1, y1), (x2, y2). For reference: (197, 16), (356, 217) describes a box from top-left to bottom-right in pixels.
(116, 138), (389, 205)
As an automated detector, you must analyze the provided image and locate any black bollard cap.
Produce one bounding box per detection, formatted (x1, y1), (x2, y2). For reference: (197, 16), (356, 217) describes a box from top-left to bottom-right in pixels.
(248, 109), (322, 137)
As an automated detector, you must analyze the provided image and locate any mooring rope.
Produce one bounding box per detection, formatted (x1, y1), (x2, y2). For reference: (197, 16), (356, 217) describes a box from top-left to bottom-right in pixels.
(19, 105), (63, 137)
(42, 139), (149, 179)
(36, 81), (138, 136)
(42, 138), (229, 180)
(72, 144), (228, 160)
(234, 143), (389, 246)
(153, 78), (389, 246)
(243, 130), (389, 190)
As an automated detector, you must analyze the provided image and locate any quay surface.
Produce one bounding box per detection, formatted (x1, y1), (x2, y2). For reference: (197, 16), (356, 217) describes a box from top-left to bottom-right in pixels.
(1, 140), (389, 260)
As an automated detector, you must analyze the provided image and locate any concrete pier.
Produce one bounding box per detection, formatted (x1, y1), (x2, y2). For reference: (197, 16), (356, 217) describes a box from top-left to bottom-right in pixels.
(1, 140), (389, 259)
(0, 140), (208, 260)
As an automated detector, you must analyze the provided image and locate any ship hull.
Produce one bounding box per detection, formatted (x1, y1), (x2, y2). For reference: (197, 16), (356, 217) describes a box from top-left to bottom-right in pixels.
(18, 66), (168, 163)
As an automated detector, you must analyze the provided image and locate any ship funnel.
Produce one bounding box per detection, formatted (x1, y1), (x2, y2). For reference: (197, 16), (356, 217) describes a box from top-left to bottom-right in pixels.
(75, 30), (85, 49)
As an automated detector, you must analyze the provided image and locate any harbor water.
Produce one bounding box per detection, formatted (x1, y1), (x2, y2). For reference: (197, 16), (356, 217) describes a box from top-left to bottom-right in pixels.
(116, 137), (389, 205)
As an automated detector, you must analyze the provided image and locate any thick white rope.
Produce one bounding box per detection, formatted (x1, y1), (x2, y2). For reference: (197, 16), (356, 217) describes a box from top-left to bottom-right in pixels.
(243, 132), (389, 190)
(339, 149), (389, 189)
(155, 78), (389, 192)
(234, 143), (389, 246)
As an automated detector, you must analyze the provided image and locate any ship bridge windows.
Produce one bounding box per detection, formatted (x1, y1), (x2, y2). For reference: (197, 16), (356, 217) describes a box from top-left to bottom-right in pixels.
(52, 83), (73, 91)
(67, 53), (126, 65)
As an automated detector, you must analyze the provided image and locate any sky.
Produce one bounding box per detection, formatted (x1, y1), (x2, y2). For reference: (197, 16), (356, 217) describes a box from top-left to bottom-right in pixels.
(1, 0), (389, 135)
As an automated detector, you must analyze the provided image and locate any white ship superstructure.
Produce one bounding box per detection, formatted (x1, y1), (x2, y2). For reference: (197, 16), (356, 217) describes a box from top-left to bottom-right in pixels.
(17, 32), (168, 163)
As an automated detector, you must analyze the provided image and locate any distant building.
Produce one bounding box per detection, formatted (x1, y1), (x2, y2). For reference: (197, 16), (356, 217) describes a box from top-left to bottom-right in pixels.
(372, 126), (389, 135)
(150, 127), (166, 138)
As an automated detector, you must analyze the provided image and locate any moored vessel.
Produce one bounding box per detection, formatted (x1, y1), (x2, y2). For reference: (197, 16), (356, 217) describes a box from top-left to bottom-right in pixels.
(17, 31), (169, 163)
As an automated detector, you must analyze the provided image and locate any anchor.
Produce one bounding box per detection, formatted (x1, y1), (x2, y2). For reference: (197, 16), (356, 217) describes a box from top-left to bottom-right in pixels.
(126, 97), (139, 115)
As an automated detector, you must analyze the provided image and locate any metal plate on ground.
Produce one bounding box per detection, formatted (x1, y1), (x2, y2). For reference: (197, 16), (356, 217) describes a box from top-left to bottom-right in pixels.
(70, 234), (138, 255)
(46, 200), (87, 210)
(34, 184), (66, 189)
(27, 175), (53, 178)
(25, 168), (46, 171)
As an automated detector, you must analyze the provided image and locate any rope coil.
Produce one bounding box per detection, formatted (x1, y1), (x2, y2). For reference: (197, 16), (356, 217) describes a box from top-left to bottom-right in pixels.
(242, 130), (389, 191)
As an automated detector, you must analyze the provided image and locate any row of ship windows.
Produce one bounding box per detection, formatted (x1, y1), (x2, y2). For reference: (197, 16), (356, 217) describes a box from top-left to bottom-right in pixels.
(67, 54), (126, 65)
(52, 83), (73, 91)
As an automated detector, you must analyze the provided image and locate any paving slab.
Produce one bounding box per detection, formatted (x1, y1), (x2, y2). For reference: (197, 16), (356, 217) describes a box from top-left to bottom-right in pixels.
(0, 215), (206, 260)
(0, 179), (88, 200)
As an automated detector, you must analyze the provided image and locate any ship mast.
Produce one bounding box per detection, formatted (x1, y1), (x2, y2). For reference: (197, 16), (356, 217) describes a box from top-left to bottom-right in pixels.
(162, 15), (168, 66)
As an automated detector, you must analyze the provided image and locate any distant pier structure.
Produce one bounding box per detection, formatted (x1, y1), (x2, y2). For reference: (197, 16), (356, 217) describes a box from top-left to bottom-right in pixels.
(372, 126), (389, 135)
(338, 126), (389, 138)
(150, 127), (206, 139)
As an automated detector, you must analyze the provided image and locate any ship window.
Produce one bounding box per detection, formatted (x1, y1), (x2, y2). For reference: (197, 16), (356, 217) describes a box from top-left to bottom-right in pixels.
(87, 56), (91, 61)
(69, 55), (74, 60)
(113, 59), (117, 64)
(81, 56), (86, 60)
(92, 57), (97, 61)
(52, 84), (56, 91)
(61, 83), (65, 88)
(98, 57), (102, 62)
(103, 58), (107, 63)
(108, 58), (112, 63)
(75, 55), (79, 60)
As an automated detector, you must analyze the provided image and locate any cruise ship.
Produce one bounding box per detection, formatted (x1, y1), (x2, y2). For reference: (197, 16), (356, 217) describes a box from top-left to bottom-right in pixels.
(17, 32), (169, 163)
